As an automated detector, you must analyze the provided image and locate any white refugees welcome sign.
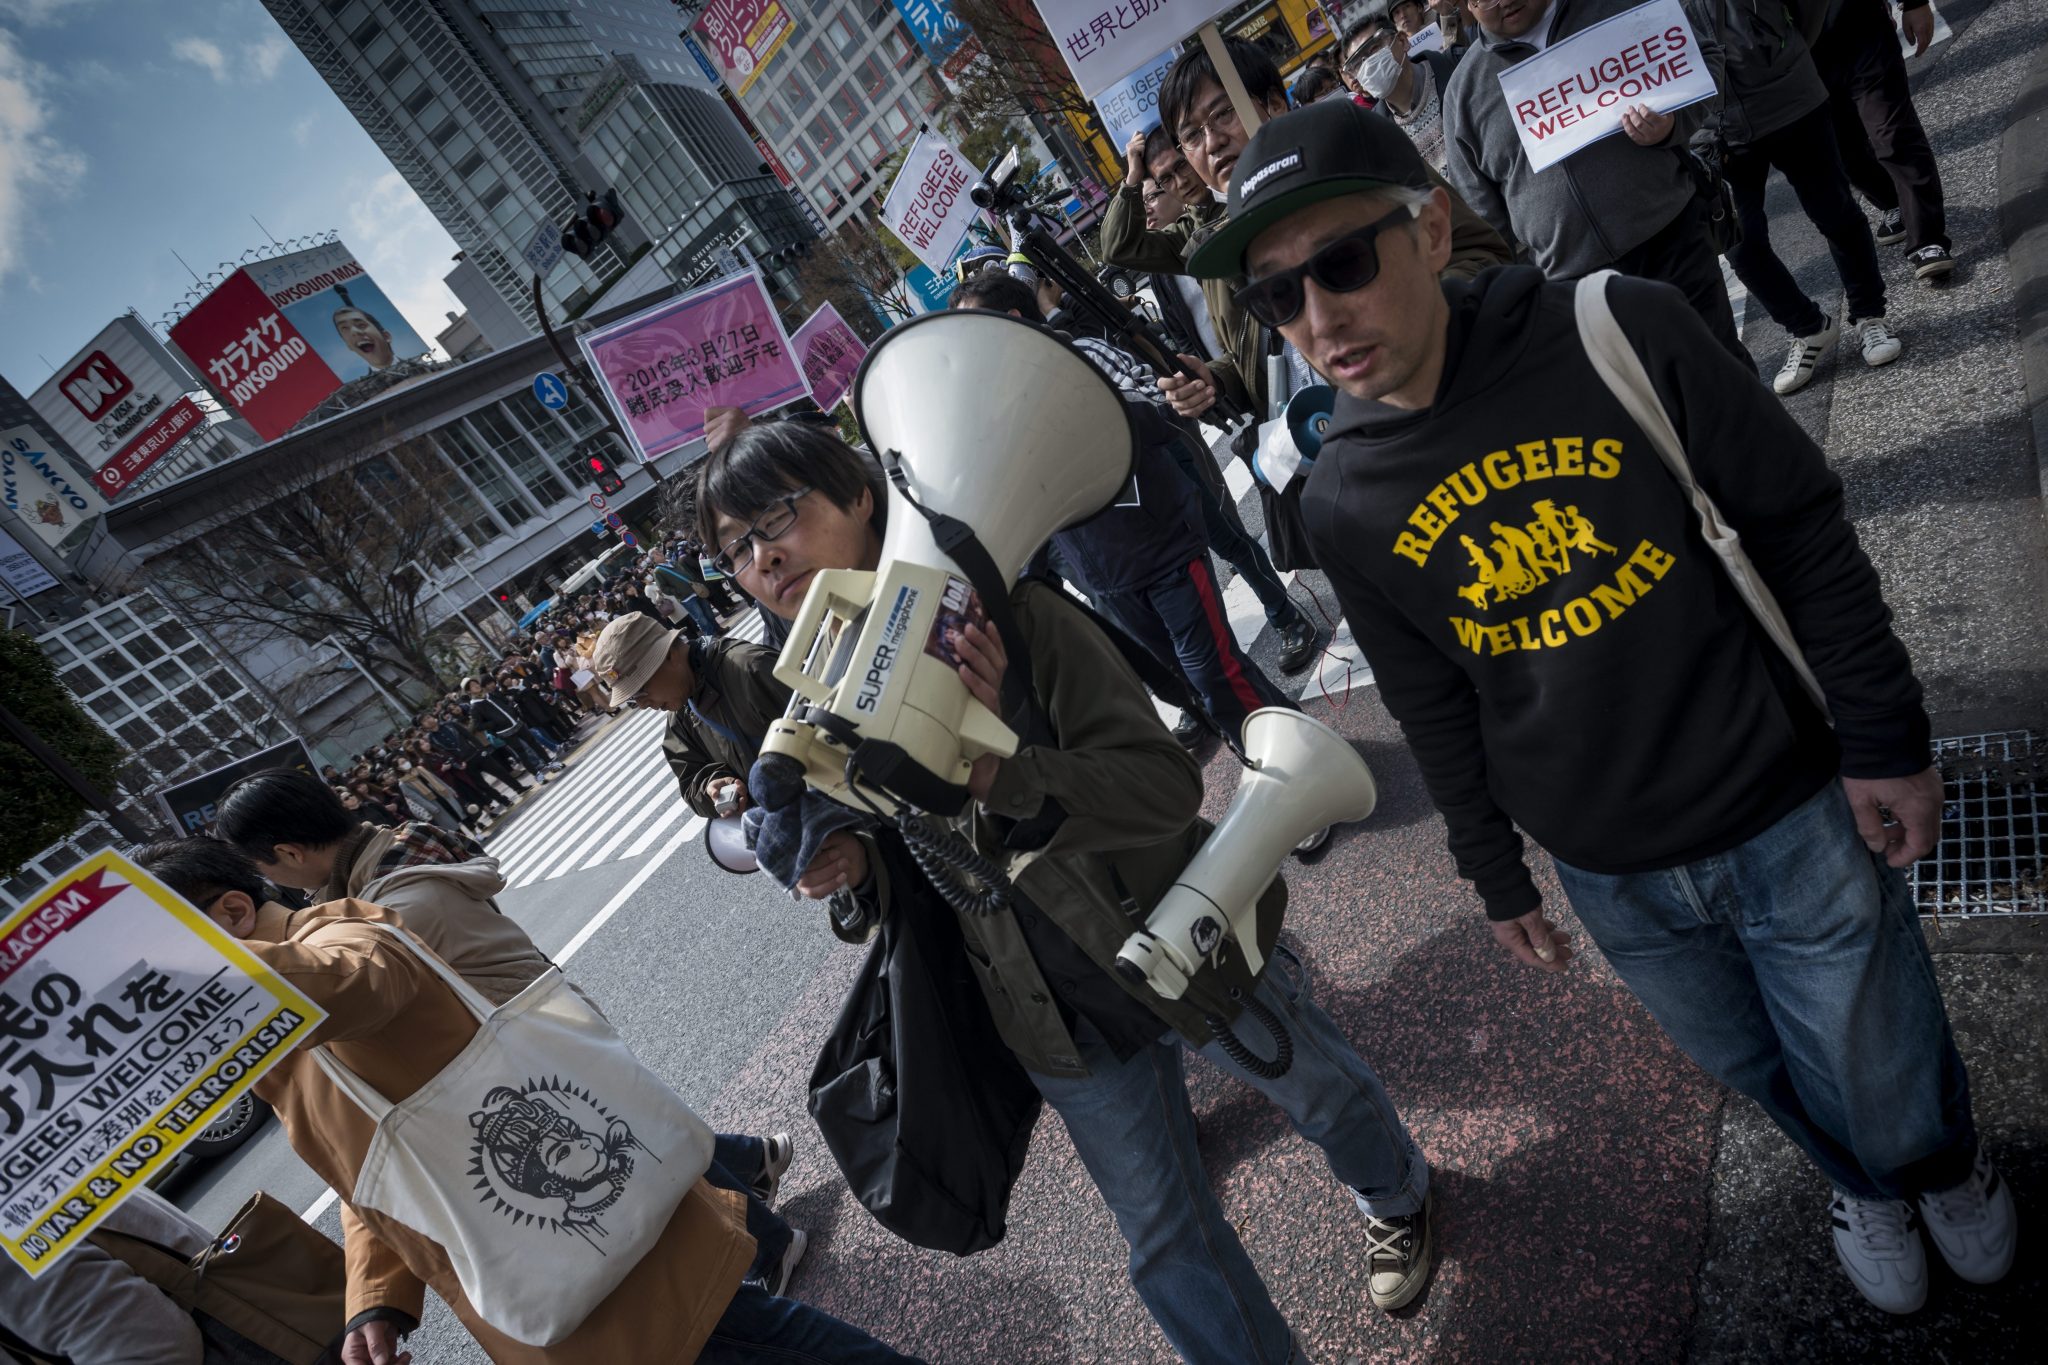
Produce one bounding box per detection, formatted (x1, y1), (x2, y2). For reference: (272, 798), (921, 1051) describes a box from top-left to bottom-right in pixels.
(880, 131), (981, 275)
(1495, 0), (1717, 173)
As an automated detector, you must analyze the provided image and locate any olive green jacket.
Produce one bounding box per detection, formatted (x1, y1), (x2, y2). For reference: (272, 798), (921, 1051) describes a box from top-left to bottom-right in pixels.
(1101, 167), (1512, 416)
(662, 638), (792, 818)
(838, 580), (1287, 1078)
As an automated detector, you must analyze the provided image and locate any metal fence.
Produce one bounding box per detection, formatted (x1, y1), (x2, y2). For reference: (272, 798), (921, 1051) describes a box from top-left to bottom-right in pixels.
(1911, 730), (2046, 918)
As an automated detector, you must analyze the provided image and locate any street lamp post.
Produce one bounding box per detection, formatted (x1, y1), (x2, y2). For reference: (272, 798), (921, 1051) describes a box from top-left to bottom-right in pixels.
(320, 634), (411, 729)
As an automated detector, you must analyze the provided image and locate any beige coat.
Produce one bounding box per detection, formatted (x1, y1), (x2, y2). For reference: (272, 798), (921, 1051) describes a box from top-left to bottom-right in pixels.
(247, 900), (753, 1363)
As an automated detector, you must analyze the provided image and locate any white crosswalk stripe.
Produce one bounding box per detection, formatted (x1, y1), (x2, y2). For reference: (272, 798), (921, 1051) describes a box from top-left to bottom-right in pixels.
(480, 709), (692, 887)
(725, 609), (767, 645)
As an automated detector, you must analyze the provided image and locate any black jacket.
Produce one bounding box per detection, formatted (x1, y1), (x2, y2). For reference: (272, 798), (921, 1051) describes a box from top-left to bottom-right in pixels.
(1300, 267), (1929, 920)
(1050, 402), (1208, 598)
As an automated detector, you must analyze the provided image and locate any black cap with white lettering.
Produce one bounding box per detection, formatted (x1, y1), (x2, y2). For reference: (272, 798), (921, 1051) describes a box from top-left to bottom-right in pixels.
(1185, 98), (1435, 280)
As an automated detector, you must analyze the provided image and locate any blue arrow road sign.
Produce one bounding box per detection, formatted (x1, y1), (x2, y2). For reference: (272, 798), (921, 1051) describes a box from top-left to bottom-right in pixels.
(533, 372), (568, 409)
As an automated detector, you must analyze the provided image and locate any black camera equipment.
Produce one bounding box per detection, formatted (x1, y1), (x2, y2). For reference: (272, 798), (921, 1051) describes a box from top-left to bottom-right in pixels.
(970, 149), (1250, 428)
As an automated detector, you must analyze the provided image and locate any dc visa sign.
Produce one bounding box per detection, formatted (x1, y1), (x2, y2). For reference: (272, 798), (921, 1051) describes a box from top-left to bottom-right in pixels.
(27, 317), (206, 499)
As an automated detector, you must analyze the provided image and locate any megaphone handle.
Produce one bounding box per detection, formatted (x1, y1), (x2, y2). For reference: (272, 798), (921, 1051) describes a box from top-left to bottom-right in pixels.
(773, 569), (871, 701)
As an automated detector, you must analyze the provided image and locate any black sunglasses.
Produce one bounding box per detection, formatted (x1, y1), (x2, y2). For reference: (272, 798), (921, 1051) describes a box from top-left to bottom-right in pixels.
(1233, 207), (1421, 328)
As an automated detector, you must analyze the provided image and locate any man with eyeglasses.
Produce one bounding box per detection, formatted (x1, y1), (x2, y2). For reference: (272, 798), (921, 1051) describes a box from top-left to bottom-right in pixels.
(1440, 0), (1745, 360)
(1187, 96), (2014, 1318)
(1342, 7), (1463, 173)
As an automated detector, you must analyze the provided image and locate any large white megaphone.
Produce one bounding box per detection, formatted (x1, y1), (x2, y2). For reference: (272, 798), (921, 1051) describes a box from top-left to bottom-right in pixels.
(1115, 709), (1378, 1000)
(763, 311), (1135, 815)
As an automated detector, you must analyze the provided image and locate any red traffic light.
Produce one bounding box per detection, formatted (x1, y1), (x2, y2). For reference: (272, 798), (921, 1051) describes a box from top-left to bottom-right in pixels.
(589, 457), (605, 471)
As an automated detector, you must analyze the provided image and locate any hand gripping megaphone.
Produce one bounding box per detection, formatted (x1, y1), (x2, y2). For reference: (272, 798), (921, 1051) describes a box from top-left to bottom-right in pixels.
(762, 311), (1136, 817)
(1114, 709), (1377, 1000)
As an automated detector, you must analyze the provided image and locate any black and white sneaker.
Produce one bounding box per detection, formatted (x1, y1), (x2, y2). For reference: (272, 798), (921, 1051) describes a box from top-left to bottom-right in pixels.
(1830, 1192), (1928, 1314)
(1909, 244), (1955, 280)
(1874, 208), (1906, 245)
(751, 1132), (794, 1208)
(1361, 1191), (1435, 1311)
(748, 1227), (808, 1298)
(1918, 1150), (2017, 1285)
(1773, 313), (1839, 395)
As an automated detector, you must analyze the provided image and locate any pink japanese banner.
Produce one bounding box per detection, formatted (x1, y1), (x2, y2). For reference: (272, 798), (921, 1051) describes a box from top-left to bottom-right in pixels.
(791, 303), (868, 412)
(692, 0), (796, 97)
(578, 270), (809, 462)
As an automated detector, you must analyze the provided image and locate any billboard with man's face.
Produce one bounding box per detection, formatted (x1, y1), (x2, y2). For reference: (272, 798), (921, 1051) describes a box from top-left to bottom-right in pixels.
(170, 240), (431, 443)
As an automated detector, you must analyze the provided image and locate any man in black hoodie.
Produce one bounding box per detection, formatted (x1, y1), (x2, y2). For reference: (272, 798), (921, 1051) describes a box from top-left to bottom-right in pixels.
(1186, 98), (2013, 1316)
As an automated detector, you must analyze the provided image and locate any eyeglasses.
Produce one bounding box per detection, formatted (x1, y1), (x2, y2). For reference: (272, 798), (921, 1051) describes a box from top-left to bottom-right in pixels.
(710, 485), (812, 575)
(1345, 31), (1397, 71)
(1176, 96), (1243, 153)
(1233, 206), (1422, 328)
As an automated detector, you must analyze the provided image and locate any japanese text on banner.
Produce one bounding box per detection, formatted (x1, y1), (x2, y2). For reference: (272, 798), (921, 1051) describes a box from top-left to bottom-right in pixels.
(791, 303), (869, 412)
(1494, 0), (1717, 173)
(0, 853), (325, 1276)
(693, 0), (796, 97)
(578, 270), (810, 461)
(879, 131), (979, 276)
(1029, 0), (1230, 100)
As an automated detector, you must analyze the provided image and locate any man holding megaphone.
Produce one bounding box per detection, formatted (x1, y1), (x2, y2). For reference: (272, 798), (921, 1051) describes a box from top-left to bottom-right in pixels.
(695, 384), (1435, 1363)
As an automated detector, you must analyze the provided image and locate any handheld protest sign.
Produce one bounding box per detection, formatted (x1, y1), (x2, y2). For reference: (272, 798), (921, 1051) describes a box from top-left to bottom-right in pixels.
(1494, 0), (1717, 173)
(790, 303), (869, 413)
(578, 268), (808, 461)
(0, 851), (324, 1276)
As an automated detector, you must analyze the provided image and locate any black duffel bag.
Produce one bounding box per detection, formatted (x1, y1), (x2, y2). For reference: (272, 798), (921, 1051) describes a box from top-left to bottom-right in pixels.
(807, 831), (1042, 1255)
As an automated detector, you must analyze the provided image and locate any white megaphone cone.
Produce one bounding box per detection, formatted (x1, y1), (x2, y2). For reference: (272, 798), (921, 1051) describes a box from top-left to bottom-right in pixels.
(763, 311), (1134, 814)
(1115, 709), (1377, 1000)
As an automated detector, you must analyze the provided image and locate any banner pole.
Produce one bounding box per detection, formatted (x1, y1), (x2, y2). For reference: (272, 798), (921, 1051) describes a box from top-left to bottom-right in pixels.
(1198, 22), (1265, 137)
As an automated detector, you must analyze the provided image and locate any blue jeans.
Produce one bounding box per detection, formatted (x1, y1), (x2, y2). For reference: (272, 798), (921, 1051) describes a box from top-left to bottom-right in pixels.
(1028, 946), (1426, 1365)
(684, 595), (722, 637)
(697, 1282), (926, 1363)
(1552, 780), (1977, 1200)
(707, 1134), (792, 1281)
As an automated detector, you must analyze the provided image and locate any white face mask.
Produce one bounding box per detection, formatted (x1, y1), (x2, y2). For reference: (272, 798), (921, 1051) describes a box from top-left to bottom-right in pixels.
(1363, 48), (1406, 99)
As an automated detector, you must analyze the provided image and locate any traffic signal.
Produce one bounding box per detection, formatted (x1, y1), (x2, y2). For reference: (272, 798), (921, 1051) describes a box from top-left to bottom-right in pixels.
(561, 189), (626, 259)
(588, 451), (625, 496)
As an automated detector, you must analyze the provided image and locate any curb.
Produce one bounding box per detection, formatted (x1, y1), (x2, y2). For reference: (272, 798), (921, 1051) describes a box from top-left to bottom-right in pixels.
(2001, 16), (2048, 497)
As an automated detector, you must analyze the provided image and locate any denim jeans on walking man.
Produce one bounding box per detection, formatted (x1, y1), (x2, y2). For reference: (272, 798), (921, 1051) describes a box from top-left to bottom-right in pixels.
(1028, 945), (1427, 1365)
(1165, 434), (1306, 634)
(1553, 780), (1978, 1201)
(707, 1133), (794, 1281)
(696, 1282), (927, 1364)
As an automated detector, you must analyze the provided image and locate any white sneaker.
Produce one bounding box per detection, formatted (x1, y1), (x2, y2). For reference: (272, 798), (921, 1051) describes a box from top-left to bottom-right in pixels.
(1830, 1192), (1928, 1314)
(1773, 314), (1839, 395)
(1918, 1151), (2017, 1285)
(1854, 316), (1902, 367)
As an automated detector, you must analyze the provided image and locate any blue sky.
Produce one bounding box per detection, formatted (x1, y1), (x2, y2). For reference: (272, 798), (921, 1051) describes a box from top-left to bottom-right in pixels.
(0, 0), (462, 394)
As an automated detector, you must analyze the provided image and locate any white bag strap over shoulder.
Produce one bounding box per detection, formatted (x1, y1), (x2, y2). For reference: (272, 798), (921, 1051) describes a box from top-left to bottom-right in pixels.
(1571, 272), (1830, 714)
(309, 920), (532, 1123)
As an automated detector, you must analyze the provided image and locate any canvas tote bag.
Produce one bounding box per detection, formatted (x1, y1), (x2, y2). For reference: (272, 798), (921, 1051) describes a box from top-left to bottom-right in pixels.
(1573, 271), (1829, 713)
(311, 923), (713, 1346)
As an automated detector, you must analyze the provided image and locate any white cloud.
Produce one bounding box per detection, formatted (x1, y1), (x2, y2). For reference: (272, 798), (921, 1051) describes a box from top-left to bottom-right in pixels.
(344, 170), (463, 360)
(246, 30), (290, 80)
(291, 111), (317, 146)
(0, 26), (87, 281)
(170, 35), (227, 82)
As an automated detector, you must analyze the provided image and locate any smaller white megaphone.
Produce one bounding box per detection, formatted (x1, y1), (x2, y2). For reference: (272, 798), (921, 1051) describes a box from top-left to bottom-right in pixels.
(763, 311), (1136, 815)
(1114, 709), (1376, 1000)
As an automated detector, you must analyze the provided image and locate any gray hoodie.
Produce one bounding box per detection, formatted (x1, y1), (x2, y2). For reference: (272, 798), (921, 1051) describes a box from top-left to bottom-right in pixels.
(1442, 0), (1728, 277)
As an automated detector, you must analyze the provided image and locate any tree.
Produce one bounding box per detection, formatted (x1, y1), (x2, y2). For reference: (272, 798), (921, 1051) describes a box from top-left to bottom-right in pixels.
(793, 217), (923, 331)
(151, 432), (488, 706)
(949, 0), (1104, 132)
(0, 628), (126, 879)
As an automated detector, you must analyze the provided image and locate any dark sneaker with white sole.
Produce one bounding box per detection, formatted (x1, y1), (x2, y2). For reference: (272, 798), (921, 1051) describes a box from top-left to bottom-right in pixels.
(751, 1132), (794, 1208)
(748, 1226), (808, 1298)
(1277, 617), (1320, 674)
(1830, 1192), (1927, 1314)
(1362, 1191), (1435, 1311)
(1874, 208), (1905, 245)
(1909, 244), (1955, 280)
